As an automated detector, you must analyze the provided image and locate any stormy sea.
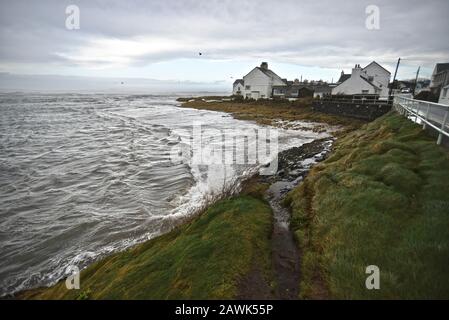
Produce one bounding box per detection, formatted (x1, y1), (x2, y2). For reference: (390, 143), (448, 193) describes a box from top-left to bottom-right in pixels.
(0, 93), (327, 296)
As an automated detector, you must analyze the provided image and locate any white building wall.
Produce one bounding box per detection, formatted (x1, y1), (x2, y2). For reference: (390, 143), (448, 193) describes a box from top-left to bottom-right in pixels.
(243, 68), (272, 99)
(430, 65), (439, 88)
(314, 91), (325, 98)
(332, 67), (376, 95)
(439, 85), (449, 105)
(233, 83), (244, 95)
(242, 67), (287, 99)
(362, 63), (390, 97)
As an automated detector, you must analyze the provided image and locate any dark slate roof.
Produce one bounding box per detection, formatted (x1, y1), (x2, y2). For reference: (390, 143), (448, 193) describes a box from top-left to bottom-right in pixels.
(337, 73), (351, 83)
(272, 83), (332, 93)
(233, 79), (244, 86)
(313, 85), (332, 93)
(435, 63), (449, 74)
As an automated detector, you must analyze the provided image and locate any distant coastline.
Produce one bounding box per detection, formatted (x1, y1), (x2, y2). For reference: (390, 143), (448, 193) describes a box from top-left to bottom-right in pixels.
(0, 72), (231, 94)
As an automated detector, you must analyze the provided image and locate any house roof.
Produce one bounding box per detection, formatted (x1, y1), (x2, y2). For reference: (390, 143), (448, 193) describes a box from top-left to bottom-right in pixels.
(359, 75), (380, 89)
(255, 67), (284, 82)
(314, 85), (332, 93)
(363, 61), (391, 74)
(337, 73), (351, 83)
(435, 63), (449, 74)
(333, 74), (380, 91)
(233, 79), (244, 86)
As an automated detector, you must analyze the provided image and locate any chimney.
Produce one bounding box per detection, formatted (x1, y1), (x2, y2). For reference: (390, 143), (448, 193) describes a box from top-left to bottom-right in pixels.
(260, 62), (268, 70)
(352, 64), (362, 78)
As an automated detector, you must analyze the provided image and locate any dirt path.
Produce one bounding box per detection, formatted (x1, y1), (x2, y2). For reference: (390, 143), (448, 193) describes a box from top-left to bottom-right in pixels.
(268, 193), (301, 299)
(238, 138), (333, 299)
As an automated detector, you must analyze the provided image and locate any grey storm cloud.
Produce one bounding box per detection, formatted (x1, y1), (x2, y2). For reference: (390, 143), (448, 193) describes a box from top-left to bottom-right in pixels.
(0, 0), (448, 71)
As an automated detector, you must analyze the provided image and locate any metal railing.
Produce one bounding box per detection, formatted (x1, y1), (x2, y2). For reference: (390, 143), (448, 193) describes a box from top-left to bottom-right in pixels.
(393, 95), (449, 145)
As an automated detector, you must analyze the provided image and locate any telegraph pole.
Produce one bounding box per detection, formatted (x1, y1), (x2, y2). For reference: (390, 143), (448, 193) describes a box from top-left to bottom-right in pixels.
(390, 57), (401, 97)
(413, 66), (420, 96)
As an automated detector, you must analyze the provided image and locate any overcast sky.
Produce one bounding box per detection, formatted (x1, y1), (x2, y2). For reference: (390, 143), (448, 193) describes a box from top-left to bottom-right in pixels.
(0, 0), (448, 88)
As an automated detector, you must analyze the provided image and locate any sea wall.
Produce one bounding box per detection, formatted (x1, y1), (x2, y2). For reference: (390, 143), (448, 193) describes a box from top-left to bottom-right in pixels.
(312, 100), (391, 121)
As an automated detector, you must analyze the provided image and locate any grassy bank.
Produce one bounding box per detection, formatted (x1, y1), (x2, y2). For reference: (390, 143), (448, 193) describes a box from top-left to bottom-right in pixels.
(20, 193), (273, 299)
(180, 97), (364, 134)
(286, 112), (449, 299)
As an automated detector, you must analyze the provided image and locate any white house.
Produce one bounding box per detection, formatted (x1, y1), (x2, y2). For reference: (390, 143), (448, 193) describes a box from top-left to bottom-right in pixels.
(332, 61), (391, 98)
(240, 62), (286, 99)
(232, 79), (244, 95)
(430, 63), (449, 96)
(439, 84), (449, 105)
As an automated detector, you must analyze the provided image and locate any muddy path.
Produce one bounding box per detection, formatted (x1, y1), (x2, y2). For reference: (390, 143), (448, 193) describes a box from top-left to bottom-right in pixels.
(268, 195), (301, 299)
(238, 138), (333, 299)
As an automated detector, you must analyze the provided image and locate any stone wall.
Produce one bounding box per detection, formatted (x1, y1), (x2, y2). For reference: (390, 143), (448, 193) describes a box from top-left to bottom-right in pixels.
(312, 100), (391, 121)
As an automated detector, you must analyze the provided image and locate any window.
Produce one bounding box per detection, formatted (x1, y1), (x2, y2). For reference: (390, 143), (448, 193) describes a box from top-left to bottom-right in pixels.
(362, 90), (369, 94)
(245, 85), (251, 90)
(368, 76), (374, 82)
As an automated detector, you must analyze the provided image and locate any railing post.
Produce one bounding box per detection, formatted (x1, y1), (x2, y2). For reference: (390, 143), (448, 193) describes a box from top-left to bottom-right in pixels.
(400, 97), (405, 115)
(408, 98), (412, 116)
(415, 101), (421, 123)
(437, 109), (449, 145)
(423, 103), (430, 130)
(395, 96), (401, 114)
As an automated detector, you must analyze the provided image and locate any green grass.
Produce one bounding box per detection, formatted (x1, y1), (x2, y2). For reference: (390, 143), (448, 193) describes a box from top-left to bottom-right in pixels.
(21, 195), (272, 300)
(180, 97), (364, 134)
(285, 112), (449, 299)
